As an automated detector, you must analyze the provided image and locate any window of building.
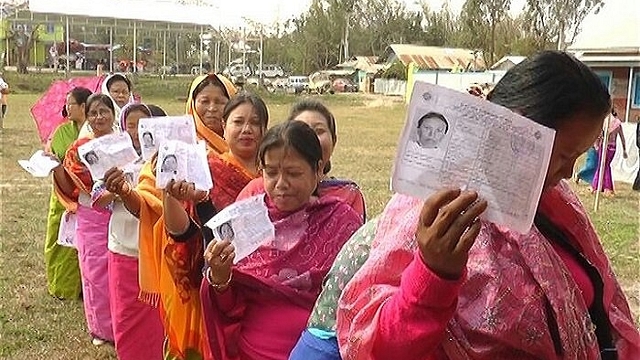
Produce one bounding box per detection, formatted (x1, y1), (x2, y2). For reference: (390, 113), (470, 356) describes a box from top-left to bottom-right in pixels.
(632, 71), (640, 108)
(595, 70), (612, 91)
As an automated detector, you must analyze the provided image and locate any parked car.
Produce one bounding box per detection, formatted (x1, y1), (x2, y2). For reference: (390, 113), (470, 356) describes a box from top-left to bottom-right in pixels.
(286, 76), (310, 94)
(255, 64), (285, 78)
(222, 64), (252, 78)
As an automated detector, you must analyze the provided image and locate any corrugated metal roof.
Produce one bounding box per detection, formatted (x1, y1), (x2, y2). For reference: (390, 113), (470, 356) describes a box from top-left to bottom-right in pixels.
(386, 44), (486, 70)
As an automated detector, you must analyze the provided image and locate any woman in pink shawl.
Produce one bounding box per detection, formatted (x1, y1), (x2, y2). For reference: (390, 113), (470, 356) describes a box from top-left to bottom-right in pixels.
(591, 109), (628, 195)
(336, 51), (640, 360)
(194, 121), (362, 359)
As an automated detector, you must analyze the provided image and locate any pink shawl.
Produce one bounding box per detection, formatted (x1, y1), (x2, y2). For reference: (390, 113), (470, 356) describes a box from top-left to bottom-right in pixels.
(337, 181), (639, 359)
(201, 194), (362, 360)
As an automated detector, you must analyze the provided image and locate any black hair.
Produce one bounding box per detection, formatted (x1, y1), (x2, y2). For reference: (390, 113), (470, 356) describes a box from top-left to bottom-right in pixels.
(68, 86), (93, 106)
(85, 93), (116, 117)
(192, 75), (229, 100)
(486, 51), (611, 129)
(288, 99), (337, 174)
(147, 104), (168, 117)
(63, 86), (93, 118)
(222, 91), (269, 128)
(125, 103), (152, 118)
(106, 74), (132, 92)
(611, 108), (618, 117)
(288, 99), (337, 144)
(258, 121), (322, 173)
(417, 112), (449, 133)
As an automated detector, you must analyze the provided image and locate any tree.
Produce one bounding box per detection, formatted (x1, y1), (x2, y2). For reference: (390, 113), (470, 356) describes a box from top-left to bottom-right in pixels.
(9, 24), (40, 74)
(524, 0), (604, 50)
(460, 0), (511, 65)
(420, 2), (458, 47)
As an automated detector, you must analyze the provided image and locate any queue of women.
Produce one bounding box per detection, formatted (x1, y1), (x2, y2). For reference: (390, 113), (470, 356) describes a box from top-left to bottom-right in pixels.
(41, 51), (638, 360)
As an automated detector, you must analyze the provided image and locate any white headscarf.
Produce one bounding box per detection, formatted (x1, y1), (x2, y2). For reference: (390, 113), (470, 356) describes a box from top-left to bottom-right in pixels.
(78, 74), (133, 138)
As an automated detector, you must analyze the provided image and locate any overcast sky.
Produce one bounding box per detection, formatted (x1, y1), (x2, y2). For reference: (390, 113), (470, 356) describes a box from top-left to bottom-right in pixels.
(212, 0), (528, 26)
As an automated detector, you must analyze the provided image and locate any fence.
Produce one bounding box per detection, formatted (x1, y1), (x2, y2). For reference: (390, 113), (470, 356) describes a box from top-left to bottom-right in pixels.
(373, 70), (508, 99)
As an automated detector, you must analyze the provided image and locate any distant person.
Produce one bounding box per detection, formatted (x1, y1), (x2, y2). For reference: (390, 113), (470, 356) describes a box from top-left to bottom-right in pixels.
(96, 59), (105, 76)
(591, 109), (627, 196)
(415, 112), (449, 149)
(0, 73), (7, 129)
(49, 44), (59, 72)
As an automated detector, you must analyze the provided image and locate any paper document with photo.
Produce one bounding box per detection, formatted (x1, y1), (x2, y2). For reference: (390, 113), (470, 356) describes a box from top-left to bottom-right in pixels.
(138, 115), (197, 161)
(78, 132), (139, 180)
(205, 195), (275, 264)
(391, 82), (556, 233)
(156, 140), (213, 191)
(18, 150), (60, 177)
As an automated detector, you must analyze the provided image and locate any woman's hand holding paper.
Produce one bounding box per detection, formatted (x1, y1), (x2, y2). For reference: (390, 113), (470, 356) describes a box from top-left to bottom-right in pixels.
(415, 189), (487, 280)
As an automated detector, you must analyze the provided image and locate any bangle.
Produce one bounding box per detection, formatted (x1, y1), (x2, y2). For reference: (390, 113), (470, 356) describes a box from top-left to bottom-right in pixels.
(195, 190), (210, 204)
(205, 267), (232, 289)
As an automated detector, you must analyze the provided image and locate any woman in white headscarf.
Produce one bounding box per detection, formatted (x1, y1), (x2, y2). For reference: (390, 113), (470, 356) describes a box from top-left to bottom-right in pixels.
(79, 73), (134, 138)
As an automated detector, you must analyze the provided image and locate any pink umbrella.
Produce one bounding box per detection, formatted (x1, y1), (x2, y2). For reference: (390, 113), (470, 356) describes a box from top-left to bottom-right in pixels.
(30, 75), (105, 146)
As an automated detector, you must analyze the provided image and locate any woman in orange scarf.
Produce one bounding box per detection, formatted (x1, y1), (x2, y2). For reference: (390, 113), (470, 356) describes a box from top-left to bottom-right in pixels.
(104, 74), (248, 360)
(159, 91), (269, 360)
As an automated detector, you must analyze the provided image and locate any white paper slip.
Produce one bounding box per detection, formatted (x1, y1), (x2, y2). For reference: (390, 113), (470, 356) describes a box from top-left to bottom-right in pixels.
(205, 195), (275, 264)
(18, 150), (60, 177)
(391, 82), (556, 233)
(156, 140), (213, 191)
(78, 132), (139, 180)
(57, 211), (77, 248)
(138, 115), (198, 161)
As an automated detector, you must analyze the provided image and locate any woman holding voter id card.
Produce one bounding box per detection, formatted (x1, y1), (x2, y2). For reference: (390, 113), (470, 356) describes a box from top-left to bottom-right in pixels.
(157, 91), (268, 360)
(195, 121), (362, 360)
(62, 93), (116, 346)
(239, 99), (367, 222)
(335, 51), (640, 360)
(95, 103), (164, 360)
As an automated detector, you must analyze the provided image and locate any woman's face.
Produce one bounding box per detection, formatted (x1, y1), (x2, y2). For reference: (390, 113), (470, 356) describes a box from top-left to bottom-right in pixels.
(108, 80), (130, 108)
(65, 93), (85, 122)
(263, 146), (323, 212)
(194, 84), (228, 136)
(86, 101), (114, 137)
(224, 103), (264, 161)
(125, 110), (148, 151)
(544, 113), (604, 191)
(293, 110), (334, 167)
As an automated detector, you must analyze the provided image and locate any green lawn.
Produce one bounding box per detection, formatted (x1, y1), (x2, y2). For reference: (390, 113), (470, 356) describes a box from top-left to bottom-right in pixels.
(0, 93), (637, 359)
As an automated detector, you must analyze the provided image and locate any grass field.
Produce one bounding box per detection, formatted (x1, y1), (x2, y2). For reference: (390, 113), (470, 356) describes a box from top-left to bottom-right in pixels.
(0, 92), (638, 359)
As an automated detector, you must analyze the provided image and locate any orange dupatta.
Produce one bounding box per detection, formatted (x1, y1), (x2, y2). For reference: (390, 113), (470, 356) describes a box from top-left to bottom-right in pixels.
(186, 74), (237, 154)
(136, 74), (240, 359)
(61, 137), (94, 197)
